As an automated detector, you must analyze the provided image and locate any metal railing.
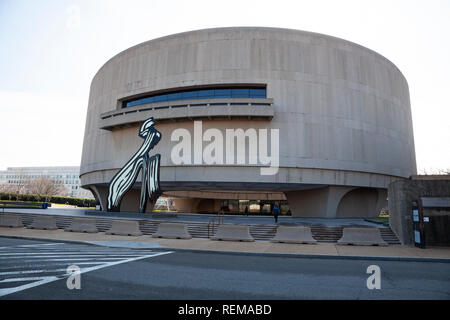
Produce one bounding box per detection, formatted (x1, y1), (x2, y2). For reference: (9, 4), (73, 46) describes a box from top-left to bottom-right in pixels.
(207, 210), (225, 238)
(207, 219), (215, 238)
(100, 98), (273, 120)
(218, 210), (224, 225)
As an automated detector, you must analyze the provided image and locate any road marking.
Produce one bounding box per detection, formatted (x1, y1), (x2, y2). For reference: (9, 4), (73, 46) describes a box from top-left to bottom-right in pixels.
(0, 261), (114, 270)
(0, 276), (61, 296)
(0, 244), (65, 250)
(20, 257), (143, 262)
(15, 243), (65, 248)
(0, 251), (172, 297)
(0, 269), (68, 276)
(1, 254), (150, 259)
(1, 277), (56, 283)
(0, 252), (153, 256)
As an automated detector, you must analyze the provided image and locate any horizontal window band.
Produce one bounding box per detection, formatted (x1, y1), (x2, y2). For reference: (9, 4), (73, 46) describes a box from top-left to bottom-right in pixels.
(122, 86), (267, 108)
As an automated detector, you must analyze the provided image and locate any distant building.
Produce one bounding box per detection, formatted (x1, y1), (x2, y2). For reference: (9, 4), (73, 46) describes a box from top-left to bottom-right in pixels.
(0, 166), (94, 199)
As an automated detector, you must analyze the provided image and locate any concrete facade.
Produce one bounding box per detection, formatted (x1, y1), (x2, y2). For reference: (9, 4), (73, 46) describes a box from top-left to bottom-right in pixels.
(80, 27), (416, 217)
(388, 177), (450, 245)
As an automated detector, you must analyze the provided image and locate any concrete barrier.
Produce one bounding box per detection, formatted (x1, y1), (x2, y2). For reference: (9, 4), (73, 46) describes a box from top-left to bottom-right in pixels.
(211, 224), (254, 242)
(152, 223), (192, 239)
(65, 218), (98, 233)
(0, 214), (24, 228)
(105, 220), (142, 236)
(337, 228), (388, 246)
(27, 215), (58, 230)
(271, 225), (317, 244)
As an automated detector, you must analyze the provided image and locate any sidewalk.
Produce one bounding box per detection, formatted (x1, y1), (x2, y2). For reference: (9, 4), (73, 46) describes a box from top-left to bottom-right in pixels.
(1, 226), (450, 261)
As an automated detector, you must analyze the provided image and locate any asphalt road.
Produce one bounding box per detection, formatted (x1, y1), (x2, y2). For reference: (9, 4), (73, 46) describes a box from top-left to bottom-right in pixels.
(0, 237), (449, 300)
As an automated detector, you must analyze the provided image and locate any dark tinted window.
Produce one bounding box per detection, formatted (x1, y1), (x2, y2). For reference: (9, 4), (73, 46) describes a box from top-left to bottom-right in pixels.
(181, 91), (198, 99)
(232, 88), (249, 97)
(153, 95), (167, 103)
(197, 89), (214, 98)
(250, 88), (266, 98)
(167, 92), (181, 101)
(214, 89), (231, 98)
(123, 86), (266, 108)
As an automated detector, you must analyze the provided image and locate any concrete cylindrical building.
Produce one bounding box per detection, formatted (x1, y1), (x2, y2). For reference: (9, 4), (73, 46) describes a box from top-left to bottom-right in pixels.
(80, 27), (416, 217)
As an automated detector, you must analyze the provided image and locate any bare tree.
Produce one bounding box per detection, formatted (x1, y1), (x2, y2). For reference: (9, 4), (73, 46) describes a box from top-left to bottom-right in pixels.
(0, 184), (19, 193)
(418, 168), (450, 175)
(25, 177), (65, 200)
(0, 184), (17, 200)
(0, 184), (9, 193)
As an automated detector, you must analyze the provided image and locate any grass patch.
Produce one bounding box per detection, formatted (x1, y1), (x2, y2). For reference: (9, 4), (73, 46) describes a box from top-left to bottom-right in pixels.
(367, 217), (389, 224)
(0, 204), (43, 209)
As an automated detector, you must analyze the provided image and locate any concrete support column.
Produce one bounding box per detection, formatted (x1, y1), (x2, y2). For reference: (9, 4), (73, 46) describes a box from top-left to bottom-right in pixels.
(89, 185), (108, 211)
(89, 185), (155, 213)
(285, 186), (355, 218)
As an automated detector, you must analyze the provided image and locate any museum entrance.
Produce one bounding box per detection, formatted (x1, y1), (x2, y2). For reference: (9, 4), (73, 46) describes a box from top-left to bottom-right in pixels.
(218, 200), (291, 216)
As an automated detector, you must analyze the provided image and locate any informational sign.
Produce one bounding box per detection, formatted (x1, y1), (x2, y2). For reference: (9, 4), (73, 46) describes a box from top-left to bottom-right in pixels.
(414, 231), (421, 244)
(413, 209), (419, 222)
(412, 200), (426, 249)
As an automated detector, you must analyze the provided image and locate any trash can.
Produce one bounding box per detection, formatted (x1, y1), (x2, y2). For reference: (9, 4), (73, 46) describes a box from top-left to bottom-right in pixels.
(42, 202), (48, 209)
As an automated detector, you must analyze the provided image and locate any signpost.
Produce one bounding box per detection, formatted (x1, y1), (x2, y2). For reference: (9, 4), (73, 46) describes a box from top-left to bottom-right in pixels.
(412, 200), (426, 248)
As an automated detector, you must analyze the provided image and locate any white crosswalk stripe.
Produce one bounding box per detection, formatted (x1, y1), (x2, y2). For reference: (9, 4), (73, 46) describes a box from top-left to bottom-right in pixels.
(16, 243), (65, 248)
(0, 269), (69, 276)
(0, 242), (172, 297)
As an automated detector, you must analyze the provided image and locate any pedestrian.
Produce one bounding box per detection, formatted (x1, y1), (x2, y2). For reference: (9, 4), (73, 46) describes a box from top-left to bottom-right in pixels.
(272, 202), (280, 223)
(245, 206), (249, 216)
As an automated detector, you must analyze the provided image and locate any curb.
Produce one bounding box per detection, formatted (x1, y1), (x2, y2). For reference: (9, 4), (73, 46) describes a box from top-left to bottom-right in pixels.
(157, 247), (450, 263)
(0, 234), (103, 248)
(1, 234), (449, 263)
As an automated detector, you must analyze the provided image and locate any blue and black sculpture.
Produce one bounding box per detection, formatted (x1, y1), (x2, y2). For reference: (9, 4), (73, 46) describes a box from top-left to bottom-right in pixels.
(107, 117), (161, 213)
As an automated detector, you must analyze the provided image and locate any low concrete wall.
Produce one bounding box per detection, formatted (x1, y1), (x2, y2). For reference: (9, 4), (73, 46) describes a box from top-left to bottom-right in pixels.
(211, 224), (254, 242)
(65, 218), (98, 233)
(105, 220), (142, 236)
(0, 214), (23, 228)
(27, 215), (58, 230)
(271, 225), (317, 244)
(337, 228), (387, 246)
(388, 179), (450, 245)
(152, 223), (192, 239)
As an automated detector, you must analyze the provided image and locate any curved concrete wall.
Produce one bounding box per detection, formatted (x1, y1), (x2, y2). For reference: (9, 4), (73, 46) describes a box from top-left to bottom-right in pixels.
(80, 27), (416, 216)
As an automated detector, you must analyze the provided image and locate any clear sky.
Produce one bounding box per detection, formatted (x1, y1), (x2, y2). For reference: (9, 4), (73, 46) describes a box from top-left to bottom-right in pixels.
(0, 0), (449, 173)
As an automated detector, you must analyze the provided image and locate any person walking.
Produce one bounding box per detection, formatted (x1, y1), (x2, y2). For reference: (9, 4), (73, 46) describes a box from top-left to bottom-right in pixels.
(272, 202), (280, 223)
